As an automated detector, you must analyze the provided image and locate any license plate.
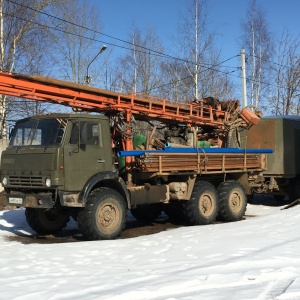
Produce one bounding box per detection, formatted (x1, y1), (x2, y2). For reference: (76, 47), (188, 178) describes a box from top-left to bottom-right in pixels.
(8, 197), (23, 205)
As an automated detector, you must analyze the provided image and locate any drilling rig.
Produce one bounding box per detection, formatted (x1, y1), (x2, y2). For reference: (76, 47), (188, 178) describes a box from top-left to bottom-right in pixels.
(0, 72), (270, 240)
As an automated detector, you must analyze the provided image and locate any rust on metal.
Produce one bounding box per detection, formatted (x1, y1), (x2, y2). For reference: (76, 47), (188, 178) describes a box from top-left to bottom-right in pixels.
(0, 72), (259, 129)
(134, 152), (266, 175)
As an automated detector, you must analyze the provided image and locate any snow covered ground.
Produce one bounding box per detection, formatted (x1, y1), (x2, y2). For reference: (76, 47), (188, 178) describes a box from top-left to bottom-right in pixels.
(1, 201), (300, 300)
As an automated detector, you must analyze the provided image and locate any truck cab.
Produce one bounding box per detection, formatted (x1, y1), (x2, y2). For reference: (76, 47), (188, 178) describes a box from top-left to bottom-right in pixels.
(1, 113), (116, 204)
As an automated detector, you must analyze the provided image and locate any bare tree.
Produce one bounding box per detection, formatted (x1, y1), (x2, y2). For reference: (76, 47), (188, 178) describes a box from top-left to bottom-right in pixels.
(176, 0), (213, 100)
(118, 26), (165, 97)
(159, 60), (192, 102)
(172, 0), (234, 102)
(0, 0), (68, 139)
(240, 0), (273, 109)
(49, 0), (106, 86)
(269, 30), (300, 115)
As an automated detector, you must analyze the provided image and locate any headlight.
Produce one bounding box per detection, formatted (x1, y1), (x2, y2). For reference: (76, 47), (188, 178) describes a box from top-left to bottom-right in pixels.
(45, 178), (51, 188)
(2, 176), (8, 186)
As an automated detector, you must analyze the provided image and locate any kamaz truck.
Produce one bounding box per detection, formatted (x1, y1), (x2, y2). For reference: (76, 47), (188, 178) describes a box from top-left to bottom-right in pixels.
(0, 72), (272, 240)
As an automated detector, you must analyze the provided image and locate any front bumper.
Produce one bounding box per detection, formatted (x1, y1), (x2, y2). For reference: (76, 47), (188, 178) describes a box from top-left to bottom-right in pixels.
(0, 192), (54, 208)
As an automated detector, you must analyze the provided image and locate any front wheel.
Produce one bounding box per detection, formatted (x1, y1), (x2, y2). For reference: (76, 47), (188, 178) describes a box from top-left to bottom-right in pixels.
(78, 187), (126, 240)
(25, 208), (70, 235)
(182, 181), (219, 225)
(217, 181), (247, 222)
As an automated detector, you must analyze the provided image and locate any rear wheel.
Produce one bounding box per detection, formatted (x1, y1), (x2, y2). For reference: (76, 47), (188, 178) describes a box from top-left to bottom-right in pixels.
(182, 181), (219, 225)
(25, 208), (70, 235)
(78, 187), (126, 240)
(217, 181), (247, 222)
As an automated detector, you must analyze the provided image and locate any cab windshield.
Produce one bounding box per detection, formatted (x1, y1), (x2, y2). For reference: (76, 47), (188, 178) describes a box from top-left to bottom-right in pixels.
(9, 118), (68, 147)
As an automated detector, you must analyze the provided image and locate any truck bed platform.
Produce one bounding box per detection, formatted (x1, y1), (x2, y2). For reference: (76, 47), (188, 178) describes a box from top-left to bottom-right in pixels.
(119, 148), (272, 175)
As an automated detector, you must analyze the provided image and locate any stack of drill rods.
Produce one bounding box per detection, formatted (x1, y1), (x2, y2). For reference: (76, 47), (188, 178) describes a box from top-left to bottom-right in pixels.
(135, 153), (264, 173)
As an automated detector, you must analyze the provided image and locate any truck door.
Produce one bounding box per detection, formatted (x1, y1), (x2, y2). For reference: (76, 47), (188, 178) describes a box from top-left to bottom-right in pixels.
(63, 120), (113, 191)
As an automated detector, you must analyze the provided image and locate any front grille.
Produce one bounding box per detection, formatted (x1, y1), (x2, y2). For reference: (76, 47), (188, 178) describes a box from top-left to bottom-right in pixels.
(9, 176), (44, 187)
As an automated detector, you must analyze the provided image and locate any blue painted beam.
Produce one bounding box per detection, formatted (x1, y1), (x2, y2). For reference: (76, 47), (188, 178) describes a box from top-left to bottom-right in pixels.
(118, 147), (274, 157)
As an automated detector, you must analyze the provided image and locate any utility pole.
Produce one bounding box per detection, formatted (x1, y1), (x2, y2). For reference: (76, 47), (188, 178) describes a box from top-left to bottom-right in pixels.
(241, 48), (247, 108)
(194, 0), (199, 100)
(133, 35), (137, 94)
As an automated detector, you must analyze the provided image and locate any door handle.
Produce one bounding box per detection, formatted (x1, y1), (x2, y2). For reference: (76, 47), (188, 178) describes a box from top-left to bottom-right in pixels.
(97, 159), (105, 163)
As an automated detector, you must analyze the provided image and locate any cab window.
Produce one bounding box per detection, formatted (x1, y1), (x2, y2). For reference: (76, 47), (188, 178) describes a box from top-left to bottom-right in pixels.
(70, 121), (99, 145)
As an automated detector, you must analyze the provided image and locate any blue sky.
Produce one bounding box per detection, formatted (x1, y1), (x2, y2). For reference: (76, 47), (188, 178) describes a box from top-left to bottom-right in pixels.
(93, 0), (299, 97)
(95, 0), (299, 59)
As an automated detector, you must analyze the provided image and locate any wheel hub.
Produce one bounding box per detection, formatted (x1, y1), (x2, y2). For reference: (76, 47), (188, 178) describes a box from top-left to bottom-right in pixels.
(230, 192), (241, 211)
(98, 204), (118, 229)
(199, 194), (213, 215)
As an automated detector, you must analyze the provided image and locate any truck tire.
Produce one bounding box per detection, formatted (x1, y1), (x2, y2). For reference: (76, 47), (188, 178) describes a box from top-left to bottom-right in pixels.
(78, 187), (126, 240)
(25, 208), (70, 235)
(217, 181), (247, 222)
(130, 204), (161, 222)
(182, 181), (219, 225)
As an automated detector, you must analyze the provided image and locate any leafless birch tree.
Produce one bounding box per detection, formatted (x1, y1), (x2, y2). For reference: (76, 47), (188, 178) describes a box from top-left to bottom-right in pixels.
(240, 0), (273, 109)
(118, 26), (165, 97)
(50, 0), (106, 86)
(171, 0), (234, 102)
(269, 30), (300, 115)
(0, 0), (67, 138)
(176, 0), (213, 100)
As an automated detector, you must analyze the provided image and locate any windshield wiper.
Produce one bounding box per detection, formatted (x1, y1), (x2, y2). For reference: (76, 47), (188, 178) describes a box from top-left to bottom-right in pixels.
(44, 137), (55, 152)
(16, 141), (23, 153)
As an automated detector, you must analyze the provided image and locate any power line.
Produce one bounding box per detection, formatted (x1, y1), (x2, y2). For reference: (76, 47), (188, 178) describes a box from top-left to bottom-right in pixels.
(5, 0), (247, 94)
(149, 56), (240, 92)
(246, 75), (300, 95)
(7, 0), (170, 58)
(6, 0), (223, 69)
(151, 69), (240, 92)
(4, 10), (230, 71)
(7, 1), (300, 98)
(240, 52), (300, 93)
(2, 11), (148, 57)
(3, 7), (242, 86)
(2, 10), (245, 98)
(246, 53), (298, 71)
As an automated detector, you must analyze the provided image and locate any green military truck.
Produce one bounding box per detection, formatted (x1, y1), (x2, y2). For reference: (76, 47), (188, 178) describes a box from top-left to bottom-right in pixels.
(0, 112), (271, 240)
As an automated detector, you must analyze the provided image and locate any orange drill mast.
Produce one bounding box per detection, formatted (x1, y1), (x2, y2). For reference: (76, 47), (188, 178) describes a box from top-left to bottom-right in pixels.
(0, 71), (259, 151)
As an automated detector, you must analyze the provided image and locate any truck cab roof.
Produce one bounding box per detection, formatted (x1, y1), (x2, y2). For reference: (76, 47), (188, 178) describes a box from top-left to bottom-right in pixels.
(14, 113), (108, 123)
